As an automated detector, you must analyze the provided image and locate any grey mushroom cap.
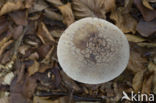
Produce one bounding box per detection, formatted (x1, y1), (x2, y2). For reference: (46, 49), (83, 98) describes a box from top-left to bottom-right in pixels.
(57, 17), (130, 84)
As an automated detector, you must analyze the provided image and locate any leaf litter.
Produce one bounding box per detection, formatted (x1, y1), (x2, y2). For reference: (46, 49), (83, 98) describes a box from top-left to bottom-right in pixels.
(0, 0), (156, 103)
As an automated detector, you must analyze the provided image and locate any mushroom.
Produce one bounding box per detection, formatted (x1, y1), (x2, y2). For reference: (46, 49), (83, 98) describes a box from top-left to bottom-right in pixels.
(57, 17), (129, 84)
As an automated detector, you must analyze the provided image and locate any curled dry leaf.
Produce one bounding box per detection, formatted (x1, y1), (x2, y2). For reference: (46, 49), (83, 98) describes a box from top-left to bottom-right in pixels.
(9, 10), (28, 26)
(58, 3), (75, 26)
(41, 46), (54, 64)
(136, 19), (156, 37)
(110, 7), (137, 34)
(37, 22), (55, 44)
(132, 70), (144, 92)
(44, 8), (63, 21)
(0, 1), (24, 16)
(143, 0), (154, 10)
(72, 0), (116, 19)
(126, 34), (146, 43)
(134, 0), (156, 21)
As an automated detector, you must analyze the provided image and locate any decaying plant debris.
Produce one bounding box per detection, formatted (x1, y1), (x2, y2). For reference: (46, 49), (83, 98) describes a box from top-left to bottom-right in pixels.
(0, 0), (156, 103)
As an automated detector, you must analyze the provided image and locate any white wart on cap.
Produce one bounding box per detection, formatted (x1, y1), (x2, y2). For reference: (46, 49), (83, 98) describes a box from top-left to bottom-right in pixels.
(57, 17), (129, 84)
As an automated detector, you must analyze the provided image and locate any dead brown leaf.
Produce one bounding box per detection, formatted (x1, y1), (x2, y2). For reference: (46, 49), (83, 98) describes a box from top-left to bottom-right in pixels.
(132, 70), (144, 92)
(37, 44), (51, 59)
(44, 8), (63, 21)
(0, 40), (13, 57)
(72, 0), (116, 19)
(18, 45), (30, 55)
(0, 1), (24, 16)
(136, 19), (156, 37)
(110, 7), (137, 34)
(142, 72), (154, 94)
(134, 0), (156, 21)
(29, 0), (48, 13)
(126, 34), (146, 43)
(33, 96), (52, 103)
(41, 46), (54, 64)
(28, 52), (39, 60)
(0, 16), (8, 35)
(9, 10), (28, 26)
(137, 42), (156, 48)
(50, 29), (63, 38)
(143, 0), (154, 10)
(46, 0), (63, 7)
(28, 60), (40, 76)
(10, 64), (37, 103)
(12, 25), (23, 40)
(148, 62), (156, 94)
(37, 22), (55, 44)
(58, 3), (75, 26)
(25, 0), (34, 8)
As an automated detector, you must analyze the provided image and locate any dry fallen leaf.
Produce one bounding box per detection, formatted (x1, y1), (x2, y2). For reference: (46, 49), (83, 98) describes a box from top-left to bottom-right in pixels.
(9, 10), (28, 26)
(132, 70), (144, 92)
(0, 1), (24, 16)
(28, 60), (40, 76)
(137, 43), (156, 48)
(33, 96), (53, 103)
(0, 16), (9, 35)
(142, 72), (154, 94)
(29, 0), (48, 13)
(37, 22), (55, 44)
(134, 0), (156, 21)
(148, 62), (156, 94)
(12, 26), (23, 40)
(72, 0), (116, 19)
(143, 0), (154, 10)
(136, 19), (156, 37)
(0, 40), (13, 57)
(110, 7), (137, 34)
(58, 3), (75, 26)
(44, 8), (63, 21)
(126, 34), (146, 43)
(46, 0), (63, 7)
(25, 0), (34, 8)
